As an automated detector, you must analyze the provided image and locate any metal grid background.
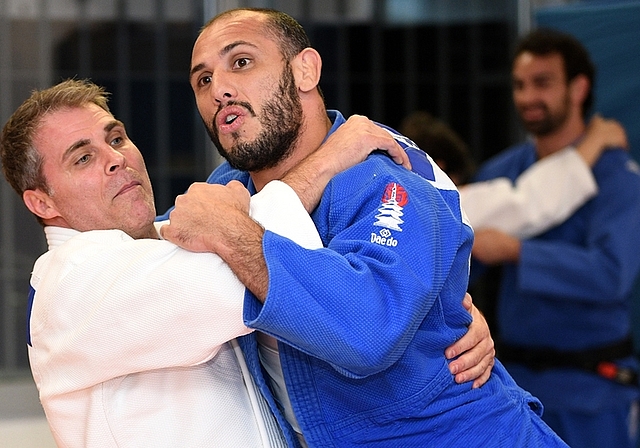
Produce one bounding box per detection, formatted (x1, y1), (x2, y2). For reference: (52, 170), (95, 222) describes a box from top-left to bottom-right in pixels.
(0, 0), (518, 376)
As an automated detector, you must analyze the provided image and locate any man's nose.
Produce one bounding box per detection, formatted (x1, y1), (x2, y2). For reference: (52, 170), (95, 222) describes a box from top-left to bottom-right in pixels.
(211, 72), (237, 104)
(106, 148), (126, 174)
(514, 84), (537, 104)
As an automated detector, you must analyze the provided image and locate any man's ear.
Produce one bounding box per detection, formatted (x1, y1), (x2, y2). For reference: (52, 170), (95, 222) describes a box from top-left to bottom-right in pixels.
(570, 74), (590, 108)
(23, 189), (61, 221)
(292, 48), (322, 93)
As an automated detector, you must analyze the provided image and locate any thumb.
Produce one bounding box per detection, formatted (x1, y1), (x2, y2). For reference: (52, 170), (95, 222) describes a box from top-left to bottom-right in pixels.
(158, 223), (168, 240)
(462, 292), (473, 311)
(158, 222), (175, 242)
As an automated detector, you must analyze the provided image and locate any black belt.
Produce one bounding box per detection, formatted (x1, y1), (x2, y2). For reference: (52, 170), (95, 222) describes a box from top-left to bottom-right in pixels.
(498, 336), (639, 387)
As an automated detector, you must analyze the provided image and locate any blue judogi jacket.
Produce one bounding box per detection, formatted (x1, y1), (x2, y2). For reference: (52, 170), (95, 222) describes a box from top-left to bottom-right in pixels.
(473, 140), (640, 414)
(199, 111), (567, 447)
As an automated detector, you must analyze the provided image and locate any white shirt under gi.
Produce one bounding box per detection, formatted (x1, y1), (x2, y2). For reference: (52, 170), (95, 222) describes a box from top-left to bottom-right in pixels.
(27, 181), (322, 448)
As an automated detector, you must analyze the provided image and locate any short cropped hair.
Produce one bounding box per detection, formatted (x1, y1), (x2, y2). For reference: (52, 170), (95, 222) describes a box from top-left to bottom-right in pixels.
(513, 28), (596, 118)
(1, 79), (111, 198)
(202, 8), (311, 62)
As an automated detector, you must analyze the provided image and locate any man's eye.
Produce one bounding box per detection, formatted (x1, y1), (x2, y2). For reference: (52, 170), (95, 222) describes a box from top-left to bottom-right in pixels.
(76, 154), (91, 165)
(111, 136), (123, 146)
(198, 75), (211, 87)
(234, 58), (250, 69)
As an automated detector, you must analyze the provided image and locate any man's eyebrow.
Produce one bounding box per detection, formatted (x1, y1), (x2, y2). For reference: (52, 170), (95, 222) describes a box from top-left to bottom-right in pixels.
(105, 120), (124, 133)
(189, 63), (206, 81)
(61, 119), (123, 162)
(61, 138), (91, 162)
(189, 40), (257, 80)
(220, 40), (256, 56)
(532, 71), (555, 82)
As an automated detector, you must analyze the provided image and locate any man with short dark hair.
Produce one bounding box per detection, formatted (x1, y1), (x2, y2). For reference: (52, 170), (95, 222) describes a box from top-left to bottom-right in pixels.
(162, 8), (568, 447)
(472, 28), (640, 448)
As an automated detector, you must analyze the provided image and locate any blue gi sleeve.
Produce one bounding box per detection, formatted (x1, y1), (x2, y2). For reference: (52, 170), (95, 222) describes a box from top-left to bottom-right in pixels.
(518, 151), (640, 303)
(243, 156), (474, 378)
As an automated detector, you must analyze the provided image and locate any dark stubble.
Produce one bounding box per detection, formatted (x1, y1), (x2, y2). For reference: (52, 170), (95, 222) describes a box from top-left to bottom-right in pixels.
(518, 92), (571, 137)
(205, 62), (304, 172)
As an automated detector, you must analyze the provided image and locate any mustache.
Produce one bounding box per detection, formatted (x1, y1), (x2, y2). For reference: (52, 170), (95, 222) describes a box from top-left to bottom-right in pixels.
(519, 102), (548, 113)
(211, 100), (257, 135)
(216, 100), (256, 118)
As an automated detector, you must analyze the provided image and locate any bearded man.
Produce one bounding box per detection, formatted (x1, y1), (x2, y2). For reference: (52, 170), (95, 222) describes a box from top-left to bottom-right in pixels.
(471, 28), (640, 448)
(161, 8), (569, 448)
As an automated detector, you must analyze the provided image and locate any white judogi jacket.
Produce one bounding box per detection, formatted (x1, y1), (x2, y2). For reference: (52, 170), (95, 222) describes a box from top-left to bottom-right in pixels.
(27, 181), (322, 448)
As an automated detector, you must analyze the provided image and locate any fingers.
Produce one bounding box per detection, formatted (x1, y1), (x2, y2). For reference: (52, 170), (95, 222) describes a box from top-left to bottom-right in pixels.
(226, 179), (245, 191)
(159, 213), (198, 250)
(160, 181), (252, 253)
(588, 115), (628, 150)
(448, 335), (495, 383)
(471, 356), (495, 389)
(388, 141), (412, 169)
(342, 115), (412, 170)
(158, 222), (169, 240)
(225, 180), (252, 208)
(449, 339), (496, 387)
(445, 300), (496, 387)
(445, 301), (482, 360)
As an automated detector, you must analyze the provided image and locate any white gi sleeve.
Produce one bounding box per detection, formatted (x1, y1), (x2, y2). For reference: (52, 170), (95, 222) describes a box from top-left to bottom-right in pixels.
(29, 181), (319, 395)
(250, 180), (323, 250)
(460, 147), (598, 239)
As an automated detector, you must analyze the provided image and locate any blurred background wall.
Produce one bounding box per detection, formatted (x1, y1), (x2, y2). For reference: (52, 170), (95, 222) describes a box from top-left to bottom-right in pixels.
(0, 0), (638, 446)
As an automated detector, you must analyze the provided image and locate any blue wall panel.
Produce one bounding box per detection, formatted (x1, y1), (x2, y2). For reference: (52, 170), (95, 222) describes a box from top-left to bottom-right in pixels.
(536, 1), (640, 163)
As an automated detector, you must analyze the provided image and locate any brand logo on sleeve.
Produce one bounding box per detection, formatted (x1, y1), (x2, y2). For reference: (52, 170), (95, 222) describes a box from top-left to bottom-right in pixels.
(371, 183), (407, 246)
(371, 227), (398, 247)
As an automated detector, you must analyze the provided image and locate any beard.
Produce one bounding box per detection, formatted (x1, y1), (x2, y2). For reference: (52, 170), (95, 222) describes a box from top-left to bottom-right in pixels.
(518, 94), (571, 137)
(205, 63), (304, 172)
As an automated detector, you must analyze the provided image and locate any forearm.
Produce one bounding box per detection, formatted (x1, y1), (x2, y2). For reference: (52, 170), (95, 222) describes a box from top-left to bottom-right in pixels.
(208, 210), (270, 301)
(472, 228), (521, 265)
(517, 163), (640, 301)
(281, 150), (338, 213)
(162, 181), (324, 302)
(280, 114), (410, 213)
(244, 239), (438, 378)
(518, 238), (636, 302)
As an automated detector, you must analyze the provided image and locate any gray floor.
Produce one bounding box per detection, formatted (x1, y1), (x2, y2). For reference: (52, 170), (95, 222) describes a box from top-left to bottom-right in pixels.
(0, 377), (56, 447)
